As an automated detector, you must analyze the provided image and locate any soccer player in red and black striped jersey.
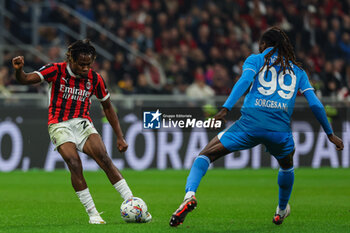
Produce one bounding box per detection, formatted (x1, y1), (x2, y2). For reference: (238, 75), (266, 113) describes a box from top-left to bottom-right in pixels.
(12, 39), (151, 224)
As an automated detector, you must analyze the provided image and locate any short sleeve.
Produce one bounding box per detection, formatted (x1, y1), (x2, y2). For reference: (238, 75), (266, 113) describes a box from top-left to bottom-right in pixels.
(298, 70), (314, 94)
(242, 54), (259, 75)
(34, 64), (58, 83)
(94, 73), (110, 102)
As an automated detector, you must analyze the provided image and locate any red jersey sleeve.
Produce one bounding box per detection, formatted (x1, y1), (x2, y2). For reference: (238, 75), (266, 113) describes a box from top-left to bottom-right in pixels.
(34, 63), (58, 83)
(94, 73), (110, 101)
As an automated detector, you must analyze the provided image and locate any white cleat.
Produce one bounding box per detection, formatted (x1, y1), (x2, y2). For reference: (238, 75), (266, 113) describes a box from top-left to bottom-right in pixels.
(273, 204), (290, 225)
(143, 212), (152, 223)
(89, 214), (106, 224)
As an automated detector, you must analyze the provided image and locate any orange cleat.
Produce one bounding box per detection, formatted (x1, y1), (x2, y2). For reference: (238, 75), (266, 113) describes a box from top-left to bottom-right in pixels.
(169, 196), (197, 227)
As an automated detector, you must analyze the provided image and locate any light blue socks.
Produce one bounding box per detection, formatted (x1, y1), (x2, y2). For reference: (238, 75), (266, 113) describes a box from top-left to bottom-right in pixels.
(278, 167), (294, 210)
(185, 155), (211, 195)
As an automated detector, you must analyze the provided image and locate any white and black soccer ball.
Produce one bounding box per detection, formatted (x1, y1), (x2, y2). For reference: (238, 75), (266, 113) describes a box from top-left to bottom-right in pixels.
(120, 197), (152, 223)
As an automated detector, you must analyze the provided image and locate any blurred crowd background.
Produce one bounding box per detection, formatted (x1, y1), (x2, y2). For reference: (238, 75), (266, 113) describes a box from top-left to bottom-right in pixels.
(1, 0), (350, 101)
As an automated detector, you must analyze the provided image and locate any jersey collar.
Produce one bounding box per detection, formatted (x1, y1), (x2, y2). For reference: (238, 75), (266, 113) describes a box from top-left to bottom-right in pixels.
(262, 47), (274, 55)
(67, 64), (77, 77)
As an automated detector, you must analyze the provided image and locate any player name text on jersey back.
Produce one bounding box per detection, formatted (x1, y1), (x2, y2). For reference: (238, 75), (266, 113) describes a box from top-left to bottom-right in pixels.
(255, 98), (288, 111)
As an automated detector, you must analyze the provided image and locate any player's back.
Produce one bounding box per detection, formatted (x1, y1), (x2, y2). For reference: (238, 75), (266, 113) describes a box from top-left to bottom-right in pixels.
(237, 47), (313, 132)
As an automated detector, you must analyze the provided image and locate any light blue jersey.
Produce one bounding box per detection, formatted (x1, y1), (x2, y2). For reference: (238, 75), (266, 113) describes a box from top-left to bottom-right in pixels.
(220, 47), (331, 157)
(236, 47), (313, 132)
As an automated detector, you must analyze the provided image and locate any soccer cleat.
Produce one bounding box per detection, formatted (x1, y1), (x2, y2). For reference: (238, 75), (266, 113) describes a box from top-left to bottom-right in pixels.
(273, 204), (290, 225)
(89, 214), (106, 224)
(169, 196), (197, 227)
(143, 211), (152, 223)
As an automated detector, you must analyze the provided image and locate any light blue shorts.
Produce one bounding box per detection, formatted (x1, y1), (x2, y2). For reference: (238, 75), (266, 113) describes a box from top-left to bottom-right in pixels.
(218, 122), (295, 159)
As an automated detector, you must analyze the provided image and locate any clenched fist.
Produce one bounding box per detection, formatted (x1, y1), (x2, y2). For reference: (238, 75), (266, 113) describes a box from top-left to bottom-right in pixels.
(117, 137), (128, 152)
(12, 56), (24, 70)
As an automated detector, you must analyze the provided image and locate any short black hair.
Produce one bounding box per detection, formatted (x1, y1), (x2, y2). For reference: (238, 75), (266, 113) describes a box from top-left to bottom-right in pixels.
(66, 39), (96, 62)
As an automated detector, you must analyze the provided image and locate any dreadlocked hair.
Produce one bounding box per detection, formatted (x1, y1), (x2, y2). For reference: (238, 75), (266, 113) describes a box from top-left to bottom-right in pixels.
(66, 39), (96, 62)
(259, 27), (301, 75)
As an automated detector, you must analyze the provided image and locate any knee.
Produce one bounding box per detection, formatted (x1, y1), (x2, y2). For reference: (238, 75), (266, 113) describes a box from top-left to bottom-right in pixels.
(198, 149), (214, 163)
(279, 160), (293, 170)
(201, 154), (215, 163)
(278, 153), (294, 169)
(198, 149), (207, 158)
(65, 157), (82, 171)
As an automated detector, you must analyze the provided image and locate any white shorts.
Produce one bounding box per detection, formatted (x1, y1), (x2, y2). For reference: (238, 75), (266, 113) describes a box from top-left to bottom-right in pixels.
(48, 118), (99, 152)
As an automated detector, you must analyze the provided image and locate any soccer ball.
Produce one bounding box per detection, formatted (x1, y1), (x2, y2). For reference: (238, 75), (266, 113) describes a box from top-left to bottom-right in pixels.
(120, 197), (152, 223)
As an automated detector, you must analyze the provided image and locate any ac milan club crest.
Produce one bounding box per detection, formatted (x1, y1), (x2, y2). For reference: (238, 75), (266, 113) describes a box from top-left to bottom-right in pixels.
(86, 81), (91, 90)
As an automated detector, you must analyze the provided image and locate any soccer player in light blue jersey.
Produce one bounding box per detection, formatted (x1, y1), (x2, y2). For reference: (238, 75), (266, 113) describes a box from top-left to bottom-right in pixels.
(169, 27), (344, 227)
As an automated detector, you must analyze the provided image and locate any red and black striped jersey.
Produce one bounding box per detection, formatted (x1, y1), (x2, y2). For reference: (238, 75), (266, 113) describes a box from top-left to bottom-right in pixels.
(34, 62), (110, 125)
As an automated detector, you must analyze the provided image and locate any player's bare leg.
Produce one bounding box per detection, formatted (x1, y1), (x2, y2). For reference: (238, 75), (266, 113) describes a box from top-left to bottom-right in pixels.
(273, 150), (295, 225)
(83, 134), (133, 200)
(199, 135), (231, 162)
(58, 142), (87, 191)
(170, 136), (230, 227)
(58, 142), (105, 224)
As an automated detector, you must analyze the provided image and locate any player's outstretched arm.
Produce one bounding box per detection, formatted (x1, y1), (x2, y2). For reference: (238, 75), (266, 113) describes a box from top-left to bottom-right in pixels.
(12, 56), (42, 84)
(222, 69), (255, 111)
(303, 90), (344, 151)
(101, 98), (128, 152)
(216, 69), (256, 123)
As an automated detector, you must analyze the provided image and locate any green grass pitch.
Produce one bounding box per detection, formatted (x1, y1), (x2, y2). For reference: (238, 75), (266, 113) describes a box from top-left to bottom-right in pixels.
(0, 169), (349, 233)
